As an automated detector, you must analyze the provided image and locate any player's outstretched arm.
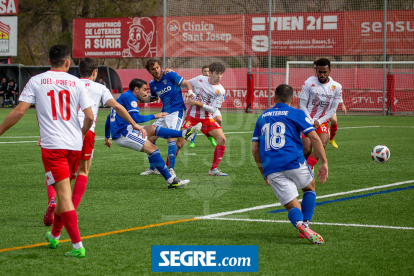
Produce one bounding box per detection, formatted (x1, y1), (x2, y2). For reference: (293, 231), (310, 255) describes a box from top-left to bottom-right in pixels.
(105, 98), (143, 131)
(0, 102), (31, 136)
(181, 80), (195, 97)
(252, 141), (269, 185)
(307, 131), (328, 184)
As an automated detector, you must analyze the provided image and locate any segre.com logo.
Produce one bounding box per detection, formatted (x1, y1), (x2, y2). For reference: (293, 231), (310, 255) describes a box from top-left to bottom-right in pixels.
(151, 245), (258, 272)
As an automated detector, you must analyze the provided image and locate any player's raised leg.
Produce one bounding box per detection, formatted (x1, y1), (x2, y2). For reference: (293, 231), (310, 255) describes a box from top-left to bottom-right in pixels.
(328, 114), (338, 148)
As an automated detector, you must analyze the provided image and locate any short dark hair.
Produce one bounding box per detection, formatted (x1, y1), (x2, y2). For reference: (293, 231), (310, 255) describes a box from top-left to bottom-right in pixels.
(313, 60), (317, 66)
(49, 45), (71, 67)
(9, 79), (14, 83)
(79, 57), (98, 78)
(316, 58), (330, 69)
(275, 84), (293, 103)
(129, 78), (147, 91)
(209, 62), (226, 74)
(145, 58), (162, 71)
(202, 65), (209, 71)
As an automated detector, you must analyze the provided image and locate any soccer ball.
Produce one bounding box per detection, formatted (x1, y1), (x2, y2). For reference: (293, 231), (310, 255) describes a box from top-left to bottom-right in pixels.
(371, 145), (390, 164)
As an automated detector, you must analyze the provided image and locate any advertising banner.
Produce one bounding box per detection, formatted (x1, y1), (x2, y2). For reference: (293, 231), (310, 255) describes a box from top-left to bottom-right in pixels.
(0, 16), (17, 56)
(0, 0), (18, 15)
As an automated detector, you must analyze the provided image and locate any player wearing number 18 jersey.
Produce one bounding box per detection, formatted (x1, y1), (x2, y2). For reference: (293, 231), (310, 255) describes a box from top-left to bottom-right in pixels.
(252, 84), (328, 244)
(0, 45), (95, 258)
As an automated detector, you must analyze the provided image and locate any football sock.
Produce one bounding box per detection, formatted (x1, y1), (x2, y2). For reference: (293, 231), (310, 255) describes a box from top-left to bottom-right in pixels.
(301, 191), (316, 222)
(307, 156), (318, 169)
(60, 210), (81, 244)
(330, 123), (338, 140)
(47, 184), (56, 200)
(51, 212), (64, 238)
(191, 133), (197, 143)
(288, 207), (303, 227)
(73, 241), (84, 250)
(72, 175), (88, 210)
(148, 149), (172, 181)
(211, 145), (225, 170)
(166, 149), (179, 168)
(168, 141), (177, 169)
(50, 232), (60, 240)
(155, 126), (182, 139)
(149, 142), (157, 170)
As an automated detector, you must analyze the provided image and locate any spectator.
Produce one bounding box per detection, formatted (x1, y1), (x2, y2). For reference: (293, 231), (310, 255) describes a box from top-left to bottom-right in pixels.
(0, 77), (9, 107)
(97, 77), (106, 87)
(7, 79), (18, 106)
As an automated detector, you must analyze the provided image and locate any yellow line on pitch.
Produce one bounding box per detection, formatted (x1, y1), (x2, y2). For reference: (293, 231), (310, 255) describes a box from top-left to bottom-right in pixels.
(0, 218), (198, 253)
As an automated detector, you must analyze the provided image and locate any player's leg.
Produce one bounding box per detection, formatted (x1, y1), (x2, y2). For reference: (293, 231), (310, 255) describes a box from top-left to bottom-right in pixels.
(144, 124), (200, 141)
(307, 123), (329, 170)
(302, 134), (312, 160)
(189, 133), (197, 148)
(44, 182), (57, 226)
(141, 135), (160, 175)
(207, 126), (227, 176)
(209, 111), (222, 147)
(328, 114), (339, 148)
(72, 130), (95, 210)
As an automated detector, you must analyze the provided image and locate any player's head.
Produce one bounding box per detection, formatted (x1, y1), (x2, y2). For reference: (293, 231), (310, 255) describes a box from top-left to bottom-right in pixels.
(129, 78), (148, 101)
(9, 79), (14, 84)
(313, 60), (317, 76)
(315, 58), (331, 83)
(145, 58), (162, 80)
(209, 62), (226, 85)
(274, 84), (294, 105)
(2, 77), (6, 83)
(202, 65), (210, 76)
(48, 45), (71, 71)
(79, 57), (98, 80)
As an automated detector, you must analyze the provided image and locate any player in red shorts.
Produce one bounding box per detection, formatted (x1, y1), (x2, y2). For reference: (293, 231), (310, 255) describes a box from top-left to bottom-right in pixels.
(43, 57), (146, 226)
(0, 45), (97, 258)
(175, 62), (228, 176)
(299, 58), (343, 170)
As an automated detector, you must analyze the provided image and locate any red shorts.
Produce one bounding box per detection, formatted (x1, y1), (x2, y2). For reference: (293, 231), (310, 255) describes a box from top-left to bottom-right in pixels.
(182, 115), (221, 135)
(301, 122), (329, 138)
(41, 148), (81, 185)
(81, 130), (96, 160)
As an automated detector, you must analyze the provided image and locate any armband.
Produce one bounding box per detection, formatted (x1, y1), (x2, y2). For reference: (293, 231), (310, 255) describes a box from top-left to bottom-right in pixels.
(187, 90), (195, 97)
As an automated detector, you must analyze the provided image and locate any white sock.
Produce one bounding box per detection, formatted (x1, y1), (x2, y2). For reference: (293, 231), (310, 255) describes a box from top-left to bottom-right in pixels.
(303, 220), (310, 227)
(167, 176), (174, 184)
(73, 241), (83, 250)
(50, 233), (60, 240)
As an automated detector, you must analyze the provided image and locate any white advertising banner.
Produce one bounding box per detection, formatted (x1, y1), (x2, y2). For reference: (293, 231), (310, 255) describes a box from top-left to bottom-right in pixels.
(0, 16), (17, 56)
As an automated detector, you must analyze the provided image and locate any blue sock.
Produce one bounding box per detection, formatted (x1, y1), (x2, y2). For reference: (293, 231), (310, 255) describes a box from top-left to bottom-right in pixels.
(148, 149), (172, 181)
(288, 207), (303, 227)
(191, 133), (197, 143)
(155, 126), (182, 139)
(148, 142), (156, 170)
(301, 191), (316, 222)
(168, 141), (177, 169)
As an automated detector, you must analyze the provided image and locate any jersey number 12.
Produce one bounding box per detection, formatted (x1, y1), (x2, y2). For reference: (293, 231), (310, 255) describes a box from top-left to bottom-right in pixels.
(261, 122), (286, 150)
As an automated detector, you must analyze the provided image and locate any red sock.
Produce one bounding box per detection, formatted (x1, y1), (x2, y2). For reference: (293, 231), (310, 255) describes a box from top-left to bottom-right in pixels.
(51, 212), (64, 237)
(330, 123), (338, 140)
(72, 175), (88, 210)
(60, 210), (81, 244)
(211, 145), (225, 170)
(46, 184), (56, 201)
(166, 149), (180, 167)
(307, 156), (318, 169)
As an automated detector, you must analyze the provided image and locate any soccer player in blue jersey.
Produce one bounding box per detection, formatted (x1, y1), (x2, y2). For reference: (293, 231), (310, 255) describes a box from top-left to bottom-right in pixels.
(104, 78), (201, 189)
(139, 58), (193, 177)
(252, 84), (328, 244)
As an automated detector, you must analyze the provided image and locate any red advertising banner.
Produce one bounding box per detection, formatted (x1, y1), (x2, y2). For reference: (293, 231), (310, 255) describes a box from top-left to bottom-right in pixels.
(0, 0), (18, 15)
(344, 10), (414, 55)
(73, 17), (158, 58)
(158, 15), (244, 57)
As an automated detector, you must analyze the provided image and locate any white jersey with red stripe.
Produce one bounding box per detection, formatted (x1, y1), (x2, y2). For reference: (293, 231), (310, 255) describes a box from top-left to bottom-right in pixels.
(187, 75), (225, 119)
(78, 79), (114, 133)
(299, 76), (342, 123)
(19, 70), (94, 151)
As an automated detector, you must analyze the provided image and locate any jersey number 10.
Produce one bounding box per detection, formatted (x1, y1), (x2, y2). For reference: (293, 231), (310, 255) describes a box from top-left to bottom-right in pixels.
(261, 122), (286, 151)
(47, 90), (71, 121)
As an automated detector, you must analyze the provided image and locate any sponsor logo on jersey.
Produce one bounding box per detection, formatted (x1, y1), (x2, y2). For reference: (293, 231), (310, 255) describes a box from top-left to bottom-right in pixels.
(156, 86), (172, 96)
(199, 79), (203, 82)
(331, 85), (336, 91)
(311, 84), (315, 87)
(131, 101), (138, 108)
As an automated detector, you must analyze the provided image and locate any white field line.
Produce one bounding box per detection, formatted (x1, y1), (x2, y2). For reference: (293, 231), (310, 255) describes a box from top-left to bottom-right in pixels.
(196, 180), (414, 219)
(203, 217), (414, 230)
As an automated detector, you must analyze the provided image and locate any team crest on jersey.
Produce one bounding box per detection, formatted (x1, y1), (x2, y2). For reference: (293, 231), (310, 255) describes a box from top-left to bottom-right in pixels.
(185, 121), (191, 127)
(131, 101), (138, 108)
(331, 85), (336, 91)
(215, 89), (220, 95)
(163, 80), (167, 85)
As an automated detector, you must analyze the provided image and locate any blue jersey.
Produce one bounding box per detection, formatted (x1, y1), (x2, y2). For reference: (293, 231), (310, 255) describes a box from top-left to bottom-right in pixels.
(149, 71), (186, 113)
(105, 90), (155, 139)
(252, 103), (315, 177)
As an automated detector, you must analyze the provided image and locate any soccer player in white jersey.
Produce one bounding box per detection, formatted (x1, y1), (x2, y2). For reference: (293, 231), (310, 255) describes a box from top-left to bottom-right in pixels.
(175, 62), (228, 176)
(0, 45), (95, 258)
(42, 57), (146, 227)
(252, 84), (328, 244)
(311, 61), (347, 149)
(300, 58), (342, 171)
(188, 64), (221, 148)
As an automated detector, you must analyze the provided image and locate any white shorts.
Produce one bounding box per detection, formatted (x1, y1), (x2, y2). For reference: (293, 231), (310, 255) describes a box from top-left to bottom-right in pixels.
(114, 125), (148, 152)
(152, 111), (183, 131)
(267, 162), (314, 206)
(212, 109), (222, 118)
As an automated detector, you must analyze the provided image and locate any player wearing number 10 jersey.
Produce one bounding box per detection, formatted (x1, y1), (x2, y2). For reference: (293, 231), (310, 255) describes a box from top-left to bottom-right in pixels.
(252, 84), (328, 244)
(0, 45), (95, 258)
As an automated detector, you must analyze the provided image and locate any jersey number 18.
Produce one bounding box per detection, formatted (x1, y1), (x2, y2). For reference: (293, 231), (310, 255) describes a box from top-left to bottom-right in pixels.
(261, 122), (286, 151)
